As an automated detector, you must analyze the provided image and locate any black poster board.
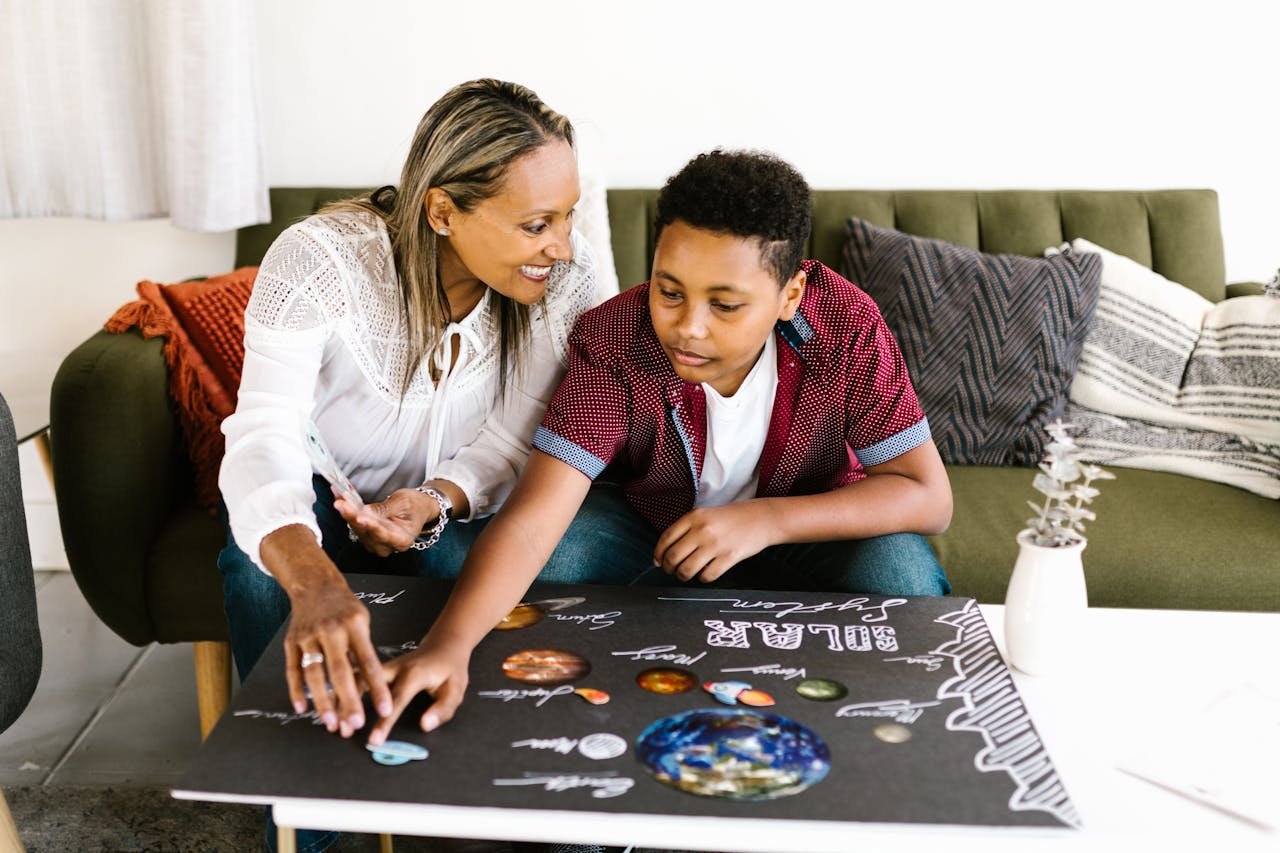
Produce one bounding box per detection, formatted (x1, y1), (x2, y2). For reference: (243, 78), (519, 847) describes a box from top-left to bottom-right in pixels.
(176, 576), (1079, 830)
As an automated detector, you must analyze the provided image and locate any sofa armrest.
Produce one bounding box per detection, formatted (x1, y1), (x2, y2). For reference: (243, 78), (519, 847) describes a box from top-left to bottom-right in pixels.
(50, 329), (187, 645)
(1225, 281), (1265, 298)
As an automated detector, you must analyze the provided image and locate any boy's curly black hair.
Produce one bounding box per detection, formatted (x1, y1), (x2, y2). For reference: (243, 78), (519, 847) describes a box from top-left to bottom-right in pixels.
(654, 149), (811, 286)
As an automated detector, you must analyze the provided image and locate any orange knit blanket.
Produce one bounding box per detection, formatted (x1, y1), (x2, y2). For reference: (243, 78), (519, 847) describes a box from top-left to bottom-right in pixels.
(105, 267), (258, 509)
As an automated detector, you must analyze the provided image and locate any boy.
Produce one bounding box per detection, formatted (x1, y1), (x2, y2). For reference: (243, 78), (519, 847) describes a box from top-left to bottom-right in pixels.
(368, 149), (952, 743)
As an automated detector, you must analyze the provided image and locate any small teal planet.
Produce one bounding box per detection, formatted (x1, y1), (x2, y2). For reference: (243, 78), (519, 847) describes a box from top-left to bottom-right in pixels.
(635, 708), (830, 800)
(366, 740), (429, 766)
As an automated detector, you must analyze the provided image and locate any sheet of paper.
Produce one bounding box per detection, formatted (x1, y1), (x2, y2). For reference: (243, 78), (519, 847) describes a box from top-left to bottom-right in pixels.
(1118, 682), (1280, 830)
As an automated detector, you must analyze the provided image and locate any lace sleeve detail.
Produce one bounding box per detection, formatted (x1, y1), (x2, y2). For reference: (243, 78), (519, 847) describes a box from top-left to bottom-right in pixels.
(245, 219), (350, 334)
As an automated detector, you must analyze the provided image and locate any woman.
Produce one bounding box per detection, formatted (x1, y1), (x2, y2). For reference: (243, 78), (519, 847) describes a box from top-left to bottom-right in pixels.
(218, 79), (604, 758)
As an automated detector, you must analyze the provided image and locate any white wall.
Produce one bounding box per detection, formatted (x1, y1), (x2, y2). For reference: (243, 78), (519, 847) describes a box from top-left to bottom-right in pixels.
(4, 0), (1277, 566)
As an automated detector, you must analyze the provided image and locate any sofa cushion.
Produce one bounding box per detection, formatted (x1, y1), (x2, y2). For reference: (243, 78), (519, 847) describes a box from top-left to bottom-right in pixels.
(106, 268), (258, 508)
(1062, 238), (1280, 498)
(841, 217), (1102, 466)
(934, 465), (1280, 611)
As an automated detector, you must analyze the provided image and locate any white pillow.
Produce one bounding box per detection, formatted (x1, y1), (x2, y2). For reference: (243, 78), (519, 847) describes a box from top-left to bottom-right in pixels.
(1067, 237), (1280, 444)
(1055, 238), (1280, 497)
(571, 135), (619, 303)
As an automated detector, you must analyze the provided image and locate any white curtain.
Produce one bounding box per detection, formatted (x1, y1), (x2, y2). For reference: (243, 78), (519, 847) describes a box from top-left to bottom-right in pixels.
(0, 0), (269, 232)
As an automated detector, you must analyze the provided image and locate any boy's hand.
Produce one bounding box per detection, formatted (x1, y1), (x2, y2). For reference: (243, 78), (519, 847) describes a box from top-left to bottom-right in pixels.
(366, 641), (471, 745)
(654, 501), (773, 582)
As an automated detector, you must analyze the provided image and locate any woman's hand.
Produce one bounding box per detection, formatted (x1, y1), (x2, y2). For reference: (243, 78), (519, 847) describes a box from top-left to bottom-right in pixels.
(334, 488), (438, 557)
(366, 641), (471, 745)
(278, 569), (393, 738)
(653, 501), (774, 583)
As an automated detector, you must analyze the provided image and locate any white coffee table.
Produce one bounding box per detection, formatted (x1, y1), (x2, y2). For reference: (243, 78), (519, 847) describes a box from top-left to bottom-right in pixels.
(269, 604), (1279, 852)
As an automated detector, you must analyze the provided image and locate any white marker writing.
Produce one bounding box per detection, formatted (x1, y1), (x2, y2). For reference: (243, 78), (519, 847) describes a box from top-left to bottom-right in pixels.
(493, 773), (634, 799)
(884, 655), (945, 672)
(511, 737), (579, 755)
(721, 663), (808, 681)
(352, 590), (405, 605)
(610, 645), (706, 666)
(477, 685), (575, 707)
(836, 699), (940, 724)
(662, 595), (907, 622)
(548, 611), (621, 630)
(233, 709), (322, 727)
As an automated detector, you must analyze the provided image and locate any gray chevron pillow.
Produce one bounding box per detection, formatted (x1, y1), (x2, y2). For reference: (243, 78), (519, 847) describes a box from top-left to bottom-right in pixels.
(841, 217), (1102, 466)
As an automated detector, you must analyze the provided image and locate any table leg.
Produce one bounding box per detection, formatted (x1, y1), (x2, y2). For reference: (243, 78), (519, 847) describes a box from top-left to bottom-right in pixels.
(1, 788), (25, 852)
(275, 820), (296, 853)
(380, 833), (395, 852)
(33, 431), (52, 490)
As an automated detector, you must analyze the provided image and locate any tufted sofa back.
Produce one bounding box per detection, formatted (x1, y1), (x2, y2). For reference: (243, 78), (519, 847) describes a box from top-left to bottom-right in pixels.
(237, 188), (1226, 300)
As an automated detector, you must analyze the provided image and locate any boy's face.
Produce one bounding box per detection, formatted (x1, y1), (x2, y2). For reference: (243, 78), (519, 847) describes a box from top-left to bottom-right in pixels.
(649, 220), (805, 397)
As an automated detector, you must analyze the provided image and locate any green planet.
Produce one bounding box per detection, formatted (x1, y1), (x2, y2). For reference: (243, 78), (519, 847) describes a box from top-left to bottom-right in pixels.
(794, 678), (848, 701)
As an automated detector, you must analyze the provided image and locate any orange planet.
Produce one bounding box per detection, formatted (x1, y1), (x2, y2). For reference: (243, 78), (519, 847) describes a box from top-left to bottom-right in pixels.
(501, 649), (590, 685)
(494, 603), (544, 630)
(636, 667), (699, 695)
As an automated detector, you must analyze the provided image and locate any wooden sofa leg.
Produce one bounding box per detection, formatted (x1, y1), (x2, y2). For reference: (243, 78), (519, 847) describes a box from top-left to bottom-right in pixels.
(1, 787), (25, 852)
(193, 640), (232, 741)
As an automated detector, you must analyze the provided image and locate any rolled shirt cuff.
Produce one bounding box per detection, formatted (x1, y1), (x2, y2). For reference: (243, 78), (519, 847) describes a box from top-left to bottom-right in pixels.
(854, 417), (931, 468)
(533, 426), (608, 480)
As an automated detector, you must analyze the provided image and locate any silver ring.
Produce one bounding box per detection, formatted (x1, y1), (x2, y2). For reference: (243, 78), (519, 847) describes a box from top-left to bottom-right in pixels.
(347, 526), (358, 542)
(301, 651), (325, 668)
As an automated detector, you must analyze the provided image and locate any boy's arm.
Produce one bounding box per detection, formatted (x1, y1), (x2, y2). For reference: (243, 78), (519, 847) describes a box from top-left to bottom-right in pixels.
(768, 439), (952, 541)
(654, 440), (951, 582)
(424, 450), (592, 652)
(368, 450), (592, 743)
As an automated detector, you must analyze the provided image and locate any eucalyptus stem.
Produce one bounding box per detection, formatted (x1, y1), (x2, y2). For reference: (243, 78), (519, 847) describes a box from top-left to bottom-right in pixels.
(1026, 421), (1112, 548)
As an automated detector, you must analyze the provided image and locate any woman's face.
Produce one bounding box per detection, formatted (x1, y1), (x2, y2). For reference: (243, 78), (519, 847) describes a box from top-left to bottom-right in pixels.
(435, 138), (580, 306)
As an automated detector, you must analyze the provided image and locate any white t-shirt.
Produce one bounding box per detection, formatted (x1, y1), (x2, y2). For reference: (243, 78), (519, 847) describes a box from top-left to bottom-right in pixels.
(219, 209), (604, 569)
(695, 334), (779, 508)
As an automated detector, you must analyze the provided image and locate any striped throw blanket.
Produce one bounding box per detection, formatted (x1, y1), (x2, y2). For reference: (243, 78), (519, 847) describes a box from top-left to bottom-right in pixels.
(1061, 238), (1280, 497)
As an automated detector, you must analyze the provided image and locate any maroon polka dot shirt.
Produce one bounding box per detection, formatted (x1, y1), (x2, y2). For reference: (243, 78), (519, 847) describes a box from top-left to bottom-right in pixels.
(534, 261), (930, 531)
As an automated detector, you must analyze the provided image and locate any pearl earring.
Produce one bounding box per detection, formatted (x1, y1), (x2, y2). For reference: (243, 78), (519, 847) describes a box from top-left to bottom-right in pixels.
(437, 228), (449, 236)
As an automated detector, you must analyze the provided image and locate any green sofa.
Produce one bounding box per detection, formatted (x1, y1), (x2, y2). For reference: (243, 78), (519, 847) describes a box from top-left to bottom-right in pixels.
(50, 187), (1280, 728)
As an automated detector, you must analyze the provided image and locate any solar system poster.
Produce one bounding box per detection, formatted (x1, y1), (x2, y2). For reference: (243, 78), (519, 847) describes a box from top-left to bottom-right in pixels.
(177, 575), (1080, 830)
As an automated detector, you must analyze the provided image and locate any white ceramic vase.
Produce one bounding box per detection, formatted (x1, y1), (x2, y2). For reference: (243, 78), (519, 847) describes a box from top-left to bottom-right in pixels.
(1003, 529), (1088, 675)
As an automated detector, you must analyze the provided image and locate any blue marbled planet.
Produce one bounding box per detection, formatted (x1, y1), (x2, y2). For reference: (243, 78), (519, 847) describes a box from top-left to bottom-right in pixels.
(635, 708), (830, 800)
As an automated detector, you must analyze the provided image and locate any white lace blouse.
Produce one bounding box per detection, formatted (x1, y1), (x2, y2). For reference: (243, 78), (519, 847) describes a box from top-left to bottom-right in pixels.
(219, 209), (603, 569)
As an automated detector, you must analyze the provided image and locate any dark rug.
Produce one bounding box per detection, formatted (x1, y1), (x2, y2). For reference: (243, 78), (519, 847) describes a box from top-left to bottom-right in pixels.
(4, 786), (695, 853)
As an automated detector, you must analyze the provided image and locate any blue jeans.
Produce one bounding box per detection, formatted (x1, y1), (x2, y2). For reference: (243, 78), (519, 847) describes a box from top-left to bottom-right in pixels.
(536, 483), (952, 596)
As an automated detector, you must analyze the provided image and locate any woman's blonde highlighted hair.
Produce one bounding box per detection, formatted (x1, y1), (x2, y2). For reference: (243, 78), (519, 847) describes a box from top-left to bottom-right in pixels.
(325, 79), (575, 395)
